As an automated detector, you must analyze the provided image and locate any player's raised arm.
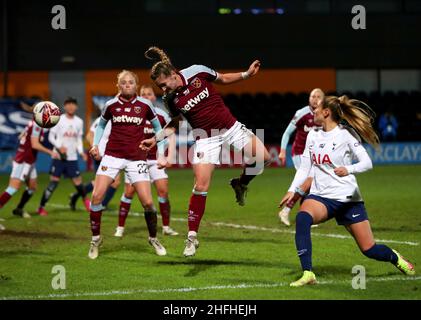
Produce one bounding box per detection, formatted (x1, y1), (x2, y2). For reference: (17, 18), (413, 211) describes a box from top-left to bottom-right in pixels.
(31, 134), (59, 159)
(214, 60), (261, 85)
(279, 122), (297, 166)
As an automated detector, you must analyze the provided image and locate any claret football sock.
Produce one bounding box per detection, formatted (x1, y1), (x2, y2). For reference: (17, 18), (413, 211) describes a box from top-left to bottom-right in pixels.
(118, 195), (132, 227)
(188, 190), (207, 233)
(90, 204), (103, 236)
(158, 196), (171, 227)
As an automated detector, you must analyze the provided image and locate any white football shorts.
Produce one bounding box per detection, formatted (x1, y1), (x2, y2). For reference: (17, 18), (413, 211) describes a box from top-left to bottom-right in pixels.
(192, 121), (254, 165)
(97, 155), (150, 184)
(124, 159), (168, 184)
(10, 161), (37, 181)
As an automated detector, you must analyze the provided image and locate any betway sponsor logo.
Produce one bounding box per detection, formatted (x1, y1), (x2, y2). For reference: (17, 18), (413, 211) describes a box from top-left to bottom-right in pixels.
(144, 127), (154, 134)
(181, 87), (209, 113)
(112, 115), (143, 125)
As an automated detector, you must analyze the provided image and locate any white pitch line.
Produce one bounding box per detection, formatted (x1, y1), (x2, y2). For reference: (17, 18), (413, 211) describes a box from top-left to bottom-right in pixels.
(48, 203), (419, 246)
(1, 275), (421, 300)
(209, 222), (420, 246)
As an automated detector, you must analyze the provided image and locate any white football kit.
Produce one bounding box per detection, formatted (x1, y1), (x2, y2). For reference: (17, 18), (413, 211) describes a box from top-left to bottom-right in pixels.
(49, 114), (84, 161)
(288, 125), (373, 202)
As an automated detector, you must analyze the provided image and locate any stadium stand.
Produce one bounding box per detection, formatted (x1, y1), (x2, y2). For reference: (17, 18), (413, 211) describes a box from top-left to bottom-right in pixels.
(222, 91), (421, 143)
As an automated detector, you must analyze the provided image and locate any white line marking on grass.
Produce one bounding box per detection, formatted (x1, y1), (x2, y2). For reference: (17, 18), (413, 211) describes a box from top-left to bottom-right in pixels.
(210, 222), (420, 246)
(1, 276), (420, 300)
(49, 203), (419, 246)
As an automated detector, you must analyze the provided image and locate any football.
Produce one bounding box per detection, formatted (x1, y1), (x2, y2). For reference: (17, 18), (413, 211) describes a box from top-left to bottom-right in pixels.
(33, 101), (61, 128)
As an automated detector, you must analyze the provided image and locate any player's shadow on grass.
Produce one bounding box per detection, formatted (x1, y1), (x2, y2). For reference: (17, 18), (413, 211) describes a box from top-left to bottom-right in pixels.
(313, 265), (363, 277)
(0, 249), (51, 258)
(199, 235), (291, 245)
(157, 259), (291, 277)
(160, 259), (252, 277)
(0, 230), (83, 241)
(102, 241), (158, 258)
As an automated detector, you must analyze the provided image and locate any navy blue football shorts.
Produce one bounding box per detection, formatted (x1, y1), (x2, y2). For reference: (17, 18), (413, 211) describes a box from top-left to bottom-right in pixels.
(305, 194), (369, 225)
(50, 159), (81, 178)
(93, 159), (101, 172)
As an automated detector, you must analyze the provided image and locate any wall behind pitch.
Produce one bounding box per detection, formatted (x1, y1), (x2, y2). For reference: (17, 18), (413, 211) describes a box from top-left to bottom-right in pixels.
(380, 70), (421, 93)
(49, 71), (86, 119)
(4, 1), (421, 70)
(0, 72), (50, 98)
(214, 69), (336, 95)
(336, 70), (379, 93)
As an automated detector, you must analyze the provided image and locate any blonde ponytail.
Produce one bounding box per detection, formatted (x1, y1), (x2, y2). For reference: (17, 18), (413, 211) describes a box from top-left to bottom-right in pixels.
(144, 46), (175, 80)
(323, 95), (380, 148)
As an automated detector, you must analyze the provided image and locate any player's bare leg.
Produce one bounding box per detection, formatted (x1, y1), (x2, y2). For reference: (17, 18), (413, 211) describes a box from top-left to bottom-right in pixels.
(0, 178), (21, 210)
(279, 177), (312, 227)
(38, 176), (60, 216)
(13, 178), (36, 219)
(115, 182), (135, 238)
(72, 176), (90, 211)
(290, 199), (327, 286)
(0, 177), (21, 230)
(154, 178), (178, 236)
(133, 181), (166, 256)
(102, 174), (121, 210)
(231, 135), (270, 206)
(184, 163), (214, 257)
(88, 174), (113, 259)
(346, 221), (415, 275)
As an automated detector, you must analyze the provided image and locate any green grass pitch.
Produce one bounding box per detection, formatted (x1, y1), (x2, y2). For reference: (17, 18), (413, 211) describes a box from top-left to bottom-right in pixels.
(0, 166), (420, 300)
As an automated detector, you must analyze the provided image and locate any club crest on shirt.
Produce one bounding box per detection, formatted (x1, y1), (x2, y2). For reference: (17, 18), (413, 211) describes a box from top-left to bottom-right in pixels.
(101, 166), (108, 171)
(191, 77), (202, 89)
(332, 142), (337, 150)
(134, 106), (141, 114)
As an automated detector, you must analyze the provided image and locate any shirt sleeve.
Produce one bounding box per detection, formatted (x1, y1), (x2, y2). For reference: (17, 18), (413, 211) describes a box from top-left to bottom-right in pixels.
(290, 107), (309, 127)
(190, 65), (217, 82)
(102, 102), (112, 121)
(90, 118), (99, 133)
(344, 135), (373, 174)
(31, 122), (43, 139)
(77, 121), (84, 155)
(144, 100), (158, 122)
(288, 132), (314, 192)
(48, 123), (61, 149)
(93, 118), (108, 146)
(157, 108), (172, 126)
(280, 122), (297, 150)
